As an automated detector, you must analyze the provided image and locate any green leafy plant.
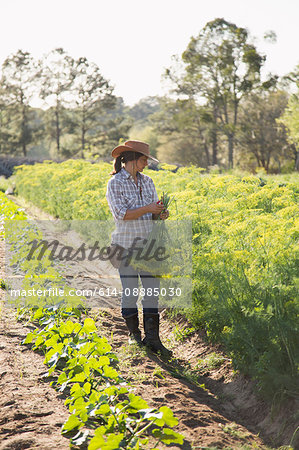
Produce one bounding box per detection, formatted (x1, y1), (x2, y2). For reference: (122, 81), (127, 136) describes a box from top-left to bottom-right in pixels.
(173, 325), (195, 342)
(20, 308), (184, 449)
(194, 352), (228, 374)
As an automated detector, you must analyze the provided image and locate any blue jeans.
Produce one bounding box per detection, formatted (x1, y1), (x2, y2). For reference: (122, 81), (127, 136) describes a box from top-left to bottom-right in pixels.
(118, 263), (159, 318)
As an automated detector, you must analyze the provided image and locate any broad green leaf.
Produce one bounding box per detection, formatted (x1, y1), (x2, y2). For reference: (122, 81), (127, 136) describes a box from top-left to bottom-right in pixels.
(158, 406), (178, 427)
(74, 396), (85, 409)
(78, 355), (88, 365)
(82, 318), (97, 334)
(57, 372), (68, 384)
(44, 335), (59, 348)
(33, 308), (44, 320)
(88, 391), (99, 404)
(84, 382), (91, 394)
(88, 434), (105, 450)
(103, 365), (119, 379)
(152, 428), (184, 445)
(104, 386), (118, 397)
(96, 404), (111, 415)
(98, 356), (110, 367)
(79, 410), (88, 423)
(128, 394), (148, 411)
(71, 365), (84, 375)
(70, 388), (85, 401)
(34, 335), (45, 347)
(59, 320), (76, 335)
(73, 322), (82, 333)
(80, 342), (95, 355)
(44, 348), (56, 364)
(23, 332), (34, 344)
(88, 357), (101, 371)
(71, 372), (87, 382)
(70, 382), (81, 394)
(119, 386), (128, 394)
(62, 414), (83, 432)
(88, 432), (124, 450)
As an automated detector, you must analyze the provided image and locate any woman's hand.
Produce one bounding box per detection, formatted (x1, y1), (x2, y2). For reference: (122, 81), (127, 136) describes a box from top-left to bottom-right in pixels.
(147, 202), (164, 214)
(124, 202), (164, 220)
(159, 209), (169, 220)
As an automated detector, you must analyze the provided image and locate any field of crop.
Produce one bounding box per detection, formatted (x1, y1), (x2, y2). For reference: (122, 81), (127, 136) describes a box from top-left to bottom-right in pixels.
(13, 160), (299, 402)
(0, 191), (26, 285)
(0, 161), (298, 449)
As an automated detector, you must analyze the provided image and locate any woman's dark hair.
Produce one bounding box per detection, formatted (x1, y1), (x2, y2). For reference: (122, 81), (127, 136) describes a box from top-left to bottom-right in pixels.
(110, 151), (144, 175)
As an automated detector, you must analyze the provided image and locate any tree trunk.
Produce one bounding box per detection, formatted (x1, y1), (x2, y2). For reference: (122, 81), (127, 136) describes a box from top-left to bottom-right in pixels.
(276, 157), (281, 174)
(81, 105), (86, 158)
(212, 107), (218, 165)
(228, 98), (238, 170)
(212, 129), (217, 165)
(0, 112), (2, 154)
(55, 105), (60, 157)
(21, 104), (27, 157)
(228, 134), (234, 169)
(295, 147), (299, 171)
(81, 127), (85, 158)
(266, 150), (272, 173)
(260, 155), (266, 170)
(204, 141), (210, 166)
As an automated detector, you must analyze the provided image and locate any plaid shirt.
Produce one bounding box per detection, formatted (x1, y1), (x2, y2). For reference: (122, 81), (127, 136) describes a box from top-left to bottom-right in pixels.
(106, 168), (159, 248)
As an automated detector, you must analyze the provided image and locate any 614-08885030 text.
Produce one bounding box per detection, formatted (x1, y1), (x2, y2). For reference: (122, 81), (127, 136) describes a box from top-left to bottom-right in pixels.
(96, 287), (182, 297)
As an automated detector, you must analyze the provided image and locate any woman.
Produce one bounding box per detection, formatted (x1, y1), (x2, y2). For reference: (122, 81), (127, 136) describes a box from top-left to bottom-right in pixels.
(106, 140), (171, 356)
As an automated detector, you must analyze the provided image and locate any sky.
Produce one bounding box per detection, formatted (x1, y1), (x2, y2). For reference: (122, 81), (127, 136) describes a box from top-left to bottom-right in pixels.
(1, 0), (298, 106)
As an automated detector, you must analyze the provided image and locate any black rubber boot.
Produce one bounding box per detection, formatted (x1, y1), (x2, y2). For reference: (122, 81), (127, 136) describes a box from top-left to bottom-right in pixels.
(124, 313), (142, 344)
(142, 313), (172, 357)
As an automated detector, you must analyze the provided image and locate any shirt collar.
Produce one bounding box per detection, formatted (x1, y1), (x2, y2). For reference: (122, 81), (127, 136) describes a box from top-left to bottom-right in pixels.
(121, 167), (142, 181)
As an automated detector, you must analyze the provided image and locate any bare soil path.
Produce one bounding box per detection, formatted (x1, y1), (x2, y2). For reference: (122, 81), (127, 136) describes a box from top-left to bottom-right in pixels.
(0, 306), (70, 450)
(0, 194), (296, 449)
(0, 232), (70, 450)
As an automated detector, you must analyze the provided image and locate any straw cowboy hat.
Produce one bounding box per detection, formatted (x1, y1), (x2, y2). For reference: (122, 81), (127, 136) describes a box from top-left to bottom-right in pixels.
(111, 140), (159, 163)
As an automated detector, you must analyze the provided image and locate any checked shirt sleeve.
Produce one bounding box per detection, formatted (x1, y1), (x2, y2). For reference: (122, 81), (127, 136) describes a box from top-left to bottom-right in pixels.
(106, 178), (127, 220)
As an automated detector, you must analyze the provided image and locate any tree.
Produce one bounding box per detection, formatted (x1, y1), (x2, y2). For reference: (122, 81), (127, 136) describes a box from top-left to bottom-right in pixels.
(40, 48), (76, 157)
(151, 96), (213, 166)
(79, 97), (132, 159)
(69, 57), (116, 156)
(128, 96), (161, 124)
(166, 18), (269, 168)
(0, 83), (11, 154)
(1, 50), (38, 156)
(279, 86), (299, 171)
(238, 90), (291, 172)
(282, 63), (299, 87)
